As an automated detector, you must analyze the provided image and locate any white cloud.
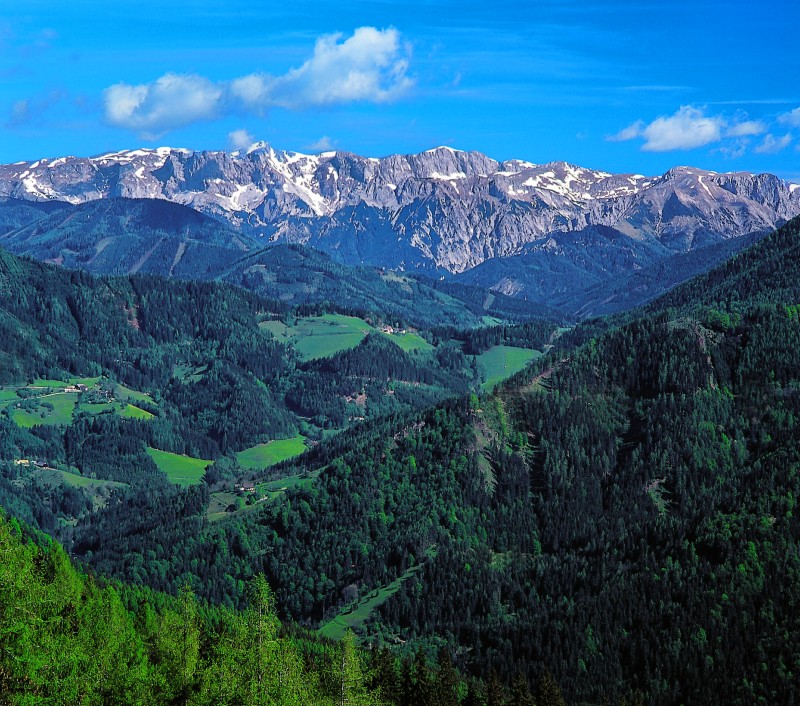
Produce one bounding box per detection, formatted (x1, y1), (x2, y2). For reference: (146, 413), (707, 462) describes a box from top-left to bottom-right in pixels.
(639, 106), (724, 152)
(717, 139), (750, 160)
(268, 26), (413, 108)
(754, 133), (792, 154)
(229, 74), (271, 112)
(608, 107), (778, 155)
(606, 120), (644, 142)
(778, 107), (800, 128)
(228, 129), (255, 151)
(104, 73), (222, 137)
(305, 135), (335, 152)
(725, 120), (767, 138)
(104, 27), (413, 137)
(7, 99), (29, 127)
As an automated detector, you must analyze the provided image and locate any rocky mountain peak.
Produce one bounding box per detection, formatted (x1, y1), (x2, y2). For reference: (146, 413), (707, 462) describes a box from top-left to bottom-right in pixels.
(1, 145), (798, 274)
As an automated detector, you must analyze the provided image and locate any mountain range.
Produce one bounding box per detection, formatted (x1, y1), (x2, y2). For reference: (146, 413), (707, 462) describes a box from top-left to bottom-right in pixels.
(2, 196), (799, 703)
(2, 144), (799, 318)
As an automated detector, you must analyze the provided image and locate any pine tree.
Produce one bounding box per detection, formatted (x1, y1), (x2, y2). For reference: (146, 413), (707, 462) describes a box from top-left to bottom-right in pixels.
(509, 673), (535, 706)
(412, 648), (433, 706)
(434, 648), (460, 706)
(371, 647), (401, 705)
(536, 670), (566, 706)
(334, 629), (379, 706)
(153, 584), (200, 705)
(463, 679), (486, 706)
(486, 669), (506, 706)
(247, 575), (280, 705)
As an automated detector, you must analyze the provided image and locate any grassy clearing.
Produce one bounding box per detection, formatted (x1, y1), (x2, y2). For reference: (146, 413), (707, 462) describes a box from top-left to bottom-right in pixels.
(206, 491), (240, 521)
(172, 364), (207, 384)
(2, 377), (157, 426)
(35, 467), (127, 491)
(478, 345), (542, 392)
(145, 447), (210, 486)
(115, 383), (154, 404)
(10, 393), (76, 427)
(259, 471), (318, 500)
(32, 376), (102, 388)
(382, 331), (433, 352)
(380, 271), (414, 293)
(121, 404), (155, 420)
(264, 314), (373, 360)
(260, 319), (292, 341)
(293, 315), (372, 360)
(75, 402), (117, 416)
(318, 563), (425, 641)
(207, 469), (321, 521)
(33, 468), (127, 513)
(236, 435), (307, 470)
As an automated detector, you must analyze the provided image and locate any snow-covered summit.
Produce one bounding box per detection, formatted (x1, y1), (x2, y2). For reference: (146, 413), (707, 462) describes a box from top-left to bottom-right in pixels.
(1, 144), (798, 273)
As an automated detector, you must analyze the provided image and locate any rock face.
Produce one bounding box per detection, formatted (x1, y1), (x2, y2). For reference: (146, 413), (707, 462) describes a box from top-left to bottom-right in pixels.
(1, 144), (798, 274)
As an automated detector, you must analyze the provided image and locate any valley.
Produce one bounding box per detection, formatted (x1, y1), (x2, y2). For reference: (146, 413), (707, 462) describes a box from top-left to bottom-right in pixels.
(0, 173), (799, 704)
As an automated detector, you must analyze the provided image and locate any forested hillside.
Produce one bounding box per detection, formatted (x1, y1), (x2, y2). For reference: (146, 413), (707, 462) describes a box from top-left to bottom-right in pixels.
(0, 512), (390, 705)
(1, 217), (800, 704)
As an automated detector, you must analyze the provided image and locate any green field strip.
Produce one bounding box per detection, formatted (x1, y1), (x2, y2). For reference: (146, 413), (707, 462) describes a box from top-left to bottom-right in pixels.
(34, 467), (128, 491)
(478, 345), (543, 391)
(318, 563), (425, 641)
(235, 435), (307, 470)
(263, 314), (375, 360)
(114, 383), (155, 404)
(381, 331), (433, 352)
(75, 402), (117, 416)
(121, 404), (155, 420)
(145, 447), (211, 486)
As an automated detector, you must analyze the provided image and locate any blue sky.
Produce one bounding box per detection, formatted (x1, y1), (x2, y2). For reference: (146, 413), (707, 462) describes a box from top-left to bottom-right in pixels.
(2, 0), (799, 180)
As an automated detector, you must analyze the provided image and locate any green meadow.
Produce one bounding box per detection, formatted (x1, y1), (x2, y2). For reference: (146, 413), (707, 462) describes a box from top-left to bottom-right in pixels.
(31, 376), (102, 389)
(478, 345), (542, 391)
(2, 376), (158, 428)
(263, 314), (371, 360)
(145, 447), (211, 486)
(114, 383), (155, 405)
(381, 330), (433, 352)
(292, 314), (373, 359)
(10, 393), (77, 427)
(0, 389), (21, 403)
(259, 472), (318, 500)
(121, 404), (155, 420)
(235, 435), (307, 470)
(263, 314), (436, 359)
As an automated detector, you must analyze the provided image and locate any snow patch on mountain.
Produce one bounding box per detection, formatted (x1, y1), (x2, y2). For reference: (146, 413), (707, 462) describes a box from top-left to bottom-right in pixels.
(1, 143), (799, 274)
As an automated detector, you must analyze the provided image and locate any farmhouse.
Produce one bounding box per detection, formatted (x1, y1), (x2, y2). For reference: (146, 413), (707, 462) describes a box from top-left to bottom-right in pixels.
(64, 383), (89, 393)
(235, 481), (257, 494)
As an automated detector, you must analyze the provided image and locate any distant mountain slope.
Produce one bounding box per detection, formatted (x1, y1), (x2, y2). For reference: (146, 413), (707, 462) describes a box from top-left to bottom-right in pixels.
(454, 223), (670, 301)
(649, 213), (800, 311)
(558, 215), (800, 349)
(2, 146), (797, 276)
(217, 243), (551, 327)
(0, 197), (252, 277)
(0, 196), (554, 328)
(456, 224), (771, 318)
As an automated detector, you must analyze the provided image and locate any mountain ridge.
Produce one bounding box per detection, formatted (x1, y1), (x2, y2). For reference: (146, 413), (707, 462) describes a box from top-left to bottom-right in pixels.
(3, 144), (798, 276)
